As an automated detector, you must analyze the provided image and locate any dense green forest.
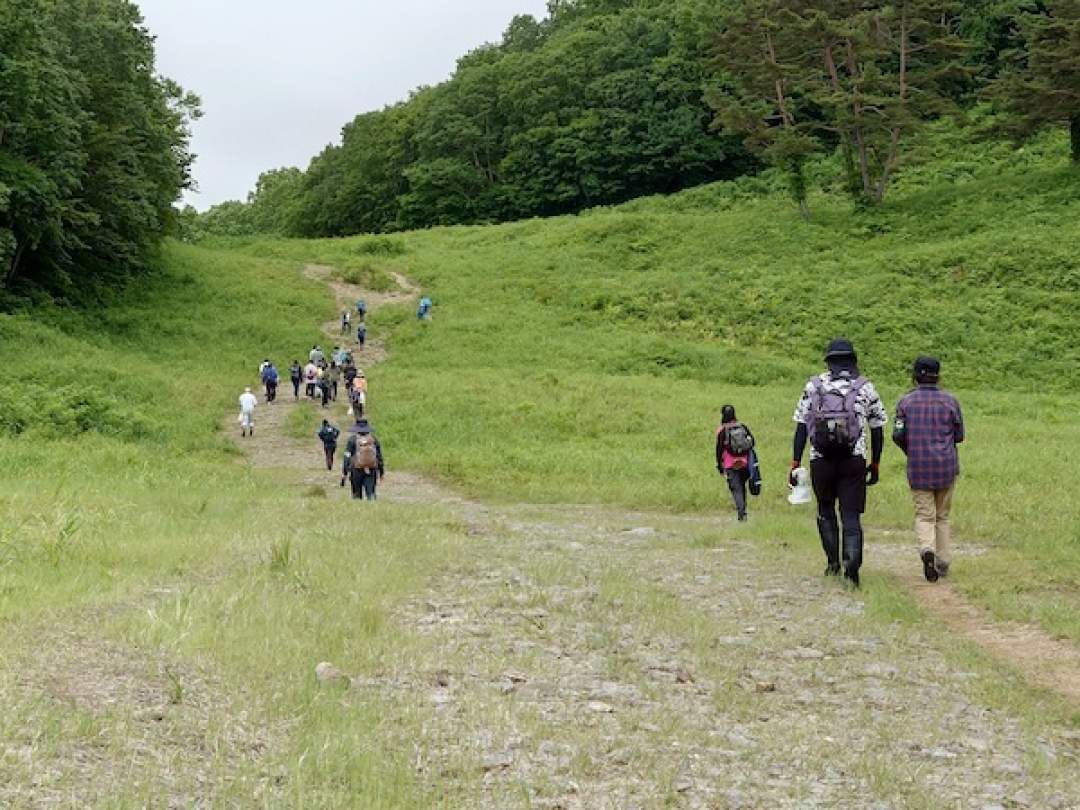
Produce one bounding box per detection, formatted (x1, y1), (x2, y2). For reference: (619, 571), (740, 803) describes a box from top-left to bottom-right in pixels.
(188, 0), (1080, 239)
(0, 0), (198, 297)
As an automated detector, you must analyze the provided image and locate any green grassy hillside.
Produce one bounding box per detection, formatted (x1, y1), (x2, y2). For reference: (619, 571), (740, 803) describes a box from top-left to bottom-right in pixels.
(217, 130), (1080, 642)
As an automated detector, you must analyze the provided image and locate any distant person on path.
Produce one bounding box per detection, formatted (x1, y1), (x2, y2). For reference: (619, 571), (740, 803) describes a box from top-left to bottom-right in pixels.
(304, 361), (318, 398)
(329, 362), (341, 401)
(318, 369), (332, 408)
(893, 356), (965, 583)
(289, 361), (302, 399)
(343, 359), (358, 390)
(317, 419), (341, 471)
(342, 311), (351, 334)
(417, 295), (432, 321)
(716, 405), (756, 522)
(349, 372), (367, 418)
(356, 298), (367, 318)
(356, 320), (367, 348)
(309, 345), (325, 365)
(342, 419), (384, 500)
(261, 361), (279, 403)
(790, 338), (887, 588)
(238, 387), (258, 438)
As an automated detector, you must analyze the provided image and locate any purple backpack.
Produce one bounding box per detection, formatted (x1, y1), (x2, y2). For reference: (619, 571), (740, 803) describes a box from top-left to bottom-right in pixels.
(808, 375), (866, 458)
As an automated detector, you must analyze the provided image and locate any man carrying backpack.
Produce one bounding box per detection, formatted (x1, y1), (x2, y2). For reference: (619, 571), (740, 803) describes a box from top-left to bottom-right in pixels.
(715, 405), (756, 522)
(893, 356), (965, 582)
(790, 338), (887, 588)
(342, 419), (384, 500)
(261, 361), (279, 403)
(317, 419), (341, 471)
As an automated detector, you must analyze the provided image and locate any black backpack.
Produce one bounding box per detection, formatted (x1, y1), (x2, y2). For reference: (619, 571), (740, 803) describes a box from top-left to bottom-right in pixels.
(724, 422), (754, 456)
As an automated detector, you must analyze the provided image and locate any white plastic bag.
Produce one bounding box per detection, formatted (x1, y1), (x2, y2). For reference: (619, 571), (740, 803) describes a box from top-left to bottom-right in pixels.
(788, 467), (812, 505)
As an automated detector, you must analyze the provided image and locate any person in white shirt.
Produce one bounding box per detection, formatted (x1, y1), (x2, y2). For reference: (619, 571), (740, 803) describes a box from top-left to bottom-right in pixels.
(238, 387), (258, 437)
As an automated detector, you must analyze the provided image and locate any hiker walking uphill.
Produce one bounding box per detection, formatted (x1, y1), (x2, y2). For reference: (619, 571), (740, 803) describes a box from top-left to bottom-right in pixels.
(238, 387), (258, 438)
(893, 356), (965, 583)
(715, 405), (759, 522)
(341, 310), (351, 334)
(790, 339), (887, 588)
(317, 419), (341, 471)
(417, 295), (433, 321)
(261, 361), (279, 403)
(289, 361), (302, 400)
(342, 419), (384, 501)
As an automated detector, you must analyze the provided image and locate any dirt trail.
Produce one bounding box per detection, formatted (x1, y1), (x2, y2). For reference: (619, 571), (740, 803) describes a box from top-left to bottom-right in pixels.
(871, 543), (1080, 706)
(220, 264), (1080, 807)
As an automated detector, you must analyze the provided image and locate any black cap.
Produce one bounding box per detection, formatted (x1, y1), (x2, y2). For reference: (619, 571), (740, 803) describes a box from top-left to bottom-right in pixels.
(914, 356), (941, 382)
(824, 338), (856, 361)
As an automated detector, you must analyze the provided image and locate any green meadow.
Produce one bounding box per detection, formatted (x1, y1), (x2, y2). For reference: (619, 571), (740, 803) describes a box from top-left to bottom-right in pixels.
(216, 132), (1080, 645)
(2, 128), (1079, 804)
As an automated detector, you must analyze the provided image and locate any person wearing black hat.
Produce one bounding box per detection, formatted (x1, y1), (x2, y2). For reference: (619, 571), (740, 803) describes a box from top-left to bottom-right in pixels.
(893, 356), (965, 582)
(790, 338), (887, 587)
(342, 419), (384, 500)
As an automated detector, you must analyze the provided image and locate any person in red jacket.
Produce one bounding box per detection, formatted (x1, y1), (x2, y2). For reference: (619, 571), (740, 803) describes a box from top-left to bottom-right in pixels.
(716, 405), (756, 522)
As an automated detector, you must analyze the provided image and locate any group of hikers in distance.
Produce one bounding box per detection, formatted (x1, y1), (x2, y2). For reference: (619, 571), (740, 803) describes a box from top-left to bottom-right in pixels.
(716, 338), (963, 589)
(243, 305), (959, 578)
(236, 294), (424, 501)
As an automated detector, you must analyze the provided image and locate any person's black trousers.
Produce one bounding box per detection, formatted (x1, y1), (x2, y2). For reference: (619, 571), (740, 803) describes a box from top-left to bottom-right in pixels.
(811, 456), (867, 580)
(725, 468), (750, 520)
(350, 468), (378, 500)
(324, 446), (336, 471)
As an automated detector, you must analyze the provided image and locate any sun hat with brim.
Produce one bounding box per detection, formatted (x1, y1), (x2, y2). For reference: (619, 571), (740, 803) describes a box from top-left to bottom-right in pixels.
(824, 338), (856, 361)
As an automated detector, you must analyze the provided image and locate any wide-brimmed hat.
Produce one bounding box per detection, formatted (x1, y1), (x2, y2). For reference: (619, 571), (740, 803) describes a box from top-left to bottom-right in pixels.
(824, 338), (856, 361)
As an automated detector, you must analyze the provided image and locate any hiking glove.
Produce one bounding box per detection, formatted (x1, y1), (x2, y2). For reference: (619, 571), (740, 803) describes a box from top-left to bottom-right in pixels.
(866, 463), (880, 487)
(789, 461), (801, 488)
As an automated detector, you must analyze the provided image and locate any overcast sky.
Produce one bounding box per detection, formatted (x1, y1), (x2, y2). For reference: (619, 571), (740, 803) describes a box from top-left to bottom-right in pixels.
(135, 0), (550, 210)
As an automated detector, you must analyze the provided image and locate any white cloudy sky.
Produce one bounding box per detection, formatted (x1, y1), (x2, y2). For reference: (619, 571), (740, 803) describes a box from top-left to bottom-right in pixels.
(135, 1), (550, 210)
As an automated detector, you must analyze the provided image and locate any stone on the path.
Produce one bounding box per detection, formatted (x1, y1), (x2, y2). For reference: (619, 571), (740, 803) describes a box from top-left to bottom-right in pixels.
(315, 662), (345, 683)
(671, 774), (693, 793)
(586, 700), (614, 714)
(431, 688), (453, 706)
(482, 751), (514, 771)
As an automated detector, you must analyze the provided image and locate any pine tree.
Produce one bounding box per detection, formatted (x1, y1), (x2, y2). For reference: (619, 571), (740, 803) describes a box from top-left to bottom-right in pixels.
(988, 0), (1080, 162)
(711, 0), (969, 208)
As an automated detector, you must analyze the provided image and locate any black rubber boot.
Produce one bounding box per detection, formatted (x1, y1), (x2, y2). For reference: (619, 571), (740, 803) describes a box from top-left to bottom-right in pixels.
(921, 550), (940, 583)
(841, 514), (863, 588)
(817, 514), (841, 576)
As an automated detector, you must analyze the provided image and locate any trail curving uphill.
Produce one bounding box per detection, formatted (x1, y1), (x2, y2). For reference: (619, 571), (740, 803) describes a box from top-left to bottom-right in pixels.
(224, 263), (1080, 808)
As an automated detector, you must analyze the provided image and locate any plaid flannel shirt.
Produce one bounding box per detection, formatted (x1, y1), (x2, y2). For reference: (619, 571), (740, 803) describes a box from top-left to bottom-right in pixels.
(894, 385), (964, 490)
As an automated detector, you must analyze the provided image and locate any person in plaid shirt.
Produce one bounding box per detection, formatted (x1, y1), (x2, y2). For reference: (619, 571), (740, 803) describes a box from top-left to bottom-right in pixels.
(893, 356), (965, 582)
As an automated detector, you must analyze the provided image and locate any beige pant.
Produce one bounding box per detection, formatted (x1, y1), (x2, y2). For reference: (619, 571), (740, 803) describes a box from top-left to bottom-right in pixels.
(912, 484), (955, 566)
